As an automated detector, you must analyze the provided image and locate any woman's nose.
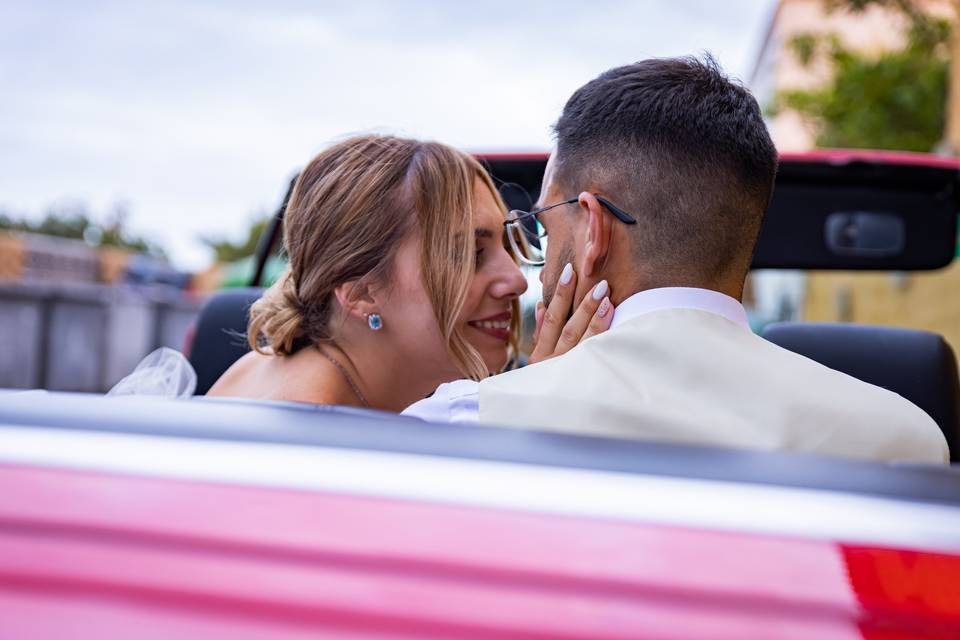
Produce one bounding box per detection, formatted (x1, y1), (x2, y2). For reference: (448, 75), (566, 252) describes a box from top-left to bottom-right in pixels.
(491, 256), (528, 299)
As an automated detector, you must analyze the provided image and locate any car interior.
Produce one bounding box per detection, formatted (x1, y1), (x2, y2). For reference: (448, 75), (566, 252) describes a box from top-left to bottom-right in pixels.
(186, 153), (960, 463)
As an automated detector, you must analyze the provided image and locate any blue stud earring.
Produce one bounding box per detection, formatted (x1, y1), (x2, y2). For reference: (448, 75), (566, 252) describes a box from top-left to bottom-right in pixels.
(367, 313), (383, 331)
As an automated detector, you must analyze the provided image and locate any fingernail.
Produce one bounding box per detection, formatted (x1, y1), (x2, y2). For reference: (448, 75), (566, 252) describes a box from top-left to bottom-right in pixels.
(535, 304), (545, 325)
(592, 280), (608, 300)
(597, 297), (611, 318)
(559, 263), (574, 285)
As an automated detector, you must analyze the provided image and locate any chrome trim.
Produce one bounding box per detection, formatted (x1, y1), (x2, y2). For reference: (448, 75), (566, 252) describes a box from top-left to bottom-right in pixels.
(1, 424), (958, 552)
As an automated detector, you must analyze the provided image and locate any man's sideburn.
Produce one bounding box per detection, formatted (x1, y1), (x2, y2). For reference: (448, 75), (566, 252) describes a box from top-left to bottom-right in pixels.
(542, 243), (577, 319)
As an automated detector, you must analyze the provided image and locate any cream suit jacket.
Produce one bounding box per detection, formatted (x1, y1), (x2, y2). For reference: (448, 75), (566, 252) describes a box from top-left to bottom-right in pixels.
(478, 308), (949, 464)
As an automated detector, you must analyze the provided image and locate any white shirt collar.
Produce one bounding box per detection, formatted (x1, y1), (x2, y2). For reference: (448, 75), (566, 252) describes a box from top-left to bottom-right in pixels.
(609, 287), (750, 331)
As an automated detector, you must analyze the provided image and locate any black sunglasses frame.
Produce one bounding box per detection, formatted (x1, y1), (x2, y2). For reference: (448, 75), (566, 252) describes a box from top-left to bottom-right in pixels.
(502, 195), (638, 266)
(504, 195), (638, 233)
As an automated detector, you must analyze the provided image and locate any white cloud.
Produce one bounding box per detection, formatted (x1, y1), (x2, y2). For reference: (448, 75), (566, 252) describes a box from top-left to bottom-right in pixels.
(0, 0), (777, 270)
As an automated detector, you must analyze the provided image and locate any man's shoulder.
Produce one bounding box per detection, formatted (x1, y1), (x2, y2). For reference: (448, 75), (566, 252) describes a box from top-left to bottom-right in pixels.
(488, 310), (942, 426)
(478, 312), (948, 462)
(718, 325), (948, 462)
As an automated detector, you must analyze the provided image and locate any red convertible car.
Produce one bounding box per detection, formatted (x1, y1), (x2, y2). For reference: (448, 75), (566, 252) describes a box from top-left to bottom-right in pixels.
(2, 391), (959, 639)
(1, 150), (959, 639)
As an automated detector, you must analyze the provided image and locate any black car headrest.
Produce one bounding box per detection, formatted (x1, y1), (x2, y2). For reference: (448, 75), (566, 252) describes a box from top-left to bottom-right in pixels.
(762, 322), (960, 462)
(189, 287), (263, 395)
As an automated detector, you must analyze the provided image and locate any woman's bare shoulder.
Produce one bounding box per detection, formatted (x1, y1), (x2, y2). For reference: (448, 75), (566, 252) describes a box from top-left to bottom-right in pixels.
(206, 350), (266, 397)
(207, 348), (343, 405)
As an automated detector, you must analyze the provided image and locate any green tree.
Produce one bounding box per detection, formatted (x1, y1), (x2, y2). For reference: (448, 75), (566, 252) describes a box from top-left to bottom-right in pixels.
(0, 202), (166, 257)
(772, 1), (951, 151)
(200, 215), (271, 263)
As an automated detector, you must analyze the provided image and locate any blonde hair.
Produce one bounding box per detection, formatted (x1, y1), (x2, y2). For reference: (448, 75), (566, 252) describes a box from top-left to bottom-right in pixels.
(247, 134), (517, 381)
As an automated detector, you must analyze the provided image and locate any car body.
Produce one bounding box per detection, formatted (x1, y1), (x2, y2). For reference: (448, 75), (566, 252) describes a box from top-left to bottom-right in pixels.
(4, 149), (960, 638)
(248, 149), (960, 286)
(2, 391), (959, 639)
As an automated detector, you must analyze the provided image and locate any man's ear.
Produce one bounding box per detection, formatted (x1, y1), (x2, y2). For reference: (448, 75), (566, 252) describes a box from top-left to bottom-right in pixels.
(578, 191), (613, 278)
(333, 279), (379, 324)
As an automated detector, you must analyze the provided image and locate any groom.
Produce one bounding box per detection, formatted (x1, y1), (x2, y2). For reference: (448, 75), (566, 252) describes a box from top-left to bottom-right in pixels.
(404, 55), (948, 464)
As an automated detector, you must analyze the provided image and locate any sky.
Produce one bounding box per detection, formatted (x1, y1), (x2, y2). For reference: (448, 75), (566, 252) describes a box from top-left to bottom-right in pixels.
(1, 0), (778, 270)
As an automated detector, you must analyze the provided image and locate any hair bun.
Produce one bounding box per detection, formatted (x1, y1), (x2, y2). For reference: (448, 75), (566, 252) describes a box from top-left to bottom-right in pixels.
(247, 270), (305, 356)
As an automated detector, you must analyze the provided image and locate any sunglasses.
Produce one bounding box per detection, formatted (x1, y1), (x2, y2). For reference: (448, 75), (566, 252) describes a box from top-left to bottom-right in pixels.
(503, 195), (637, 266)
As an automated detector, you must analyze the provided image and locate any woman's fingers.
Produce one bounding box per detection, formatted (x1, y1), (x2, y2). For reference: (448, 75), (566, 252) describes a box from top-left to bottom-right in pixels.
(578, 295), (615, 343)
(533, 301), (545, 345)
(529, 263), (576, 363)
(529, 265), (615, 364)
(550, 279), (610, 357)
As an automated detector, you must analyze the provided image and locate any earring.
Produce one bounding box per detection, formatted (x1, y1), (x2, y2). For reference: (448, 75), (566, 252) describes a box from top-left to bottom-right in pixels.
(367, 313), (383, 331)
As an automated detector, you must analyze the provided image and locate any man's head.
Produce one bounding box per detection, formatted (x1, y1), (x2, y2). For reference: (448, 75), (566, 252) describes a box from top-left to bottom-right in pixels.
(538, 55), (777, 307)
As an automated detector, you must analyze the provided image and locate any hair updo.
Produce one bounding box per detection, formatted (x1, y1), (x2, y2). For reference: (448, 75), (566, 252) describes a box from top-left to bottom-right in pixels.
(246, 134), (510, 381)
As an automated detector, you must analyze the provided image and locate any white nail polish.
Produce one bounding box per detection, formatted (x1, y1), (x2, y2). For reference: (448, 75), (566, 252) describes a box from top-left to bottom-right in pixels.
(592, 280), (609, 300)
(597, 297), (611, 318)
(559, 263), (574, 285)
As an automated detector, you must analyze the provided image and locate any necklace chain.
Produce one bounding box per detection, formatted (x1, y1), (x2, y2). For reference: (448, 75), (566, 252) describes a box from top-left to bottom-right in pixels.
(315, 345), (369, 407)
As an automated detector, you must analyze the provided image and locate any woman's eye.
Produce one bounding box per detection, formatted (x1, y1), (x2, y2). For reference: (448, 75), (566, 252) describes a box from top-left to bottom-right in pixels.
(475, 249), (485, 268)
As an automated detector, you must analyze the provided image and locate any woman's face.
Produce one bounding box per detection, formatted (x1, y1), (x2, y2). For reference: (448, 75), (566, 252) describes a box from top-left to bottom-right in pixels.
(457, 179), (529, 373)
(380, 178), (527, 380)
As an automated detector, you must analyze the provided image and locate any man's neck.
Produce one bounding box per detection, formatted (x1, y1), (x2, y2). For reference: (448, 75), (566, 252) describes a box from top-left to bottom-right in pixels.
(610, 276), (744, 307)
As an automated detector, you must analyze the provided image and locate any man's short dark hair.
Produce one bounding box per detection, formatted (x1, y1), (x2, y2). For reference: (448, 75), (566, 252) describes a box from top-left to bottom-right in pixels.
(553, 54), (778, 283)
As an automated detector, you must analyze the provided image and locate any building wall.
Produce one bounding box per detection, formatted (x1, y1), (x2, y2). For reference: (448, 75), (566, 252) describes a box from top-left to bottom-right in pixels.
(803, 262), (960, 358)
(0, 233), (24, 281)
(16, 232), (100, 283)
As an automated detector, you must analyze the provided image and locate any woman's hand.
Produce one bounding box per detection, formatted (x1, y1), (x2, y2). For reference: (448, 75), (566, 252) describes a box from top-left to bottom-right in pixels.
(529, 263), (614, 365)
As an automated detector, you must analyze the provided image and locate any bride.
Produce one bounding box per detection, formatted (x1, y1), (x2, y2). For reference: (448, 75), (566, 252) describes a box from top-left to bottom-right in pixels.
(207, 134), (613, 411)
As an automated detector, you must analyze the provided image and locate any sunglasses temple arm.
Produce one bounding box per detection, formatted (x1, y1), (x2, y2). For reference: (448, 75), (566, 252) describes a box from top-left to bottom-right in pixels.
(596, 197), (637, 225)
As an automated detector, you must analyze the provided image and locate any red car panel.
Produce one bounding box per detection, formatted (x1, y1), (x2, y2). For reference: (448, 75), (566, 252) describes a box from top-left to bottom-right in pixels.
(1, 463), (957, 639)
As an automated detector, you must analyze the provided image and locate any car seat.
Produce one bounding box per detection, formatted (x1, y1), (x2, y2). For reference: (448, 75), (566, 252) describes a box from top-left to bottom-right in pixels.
(189, 288), (263, 395)
(762, 322), (960, 462)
